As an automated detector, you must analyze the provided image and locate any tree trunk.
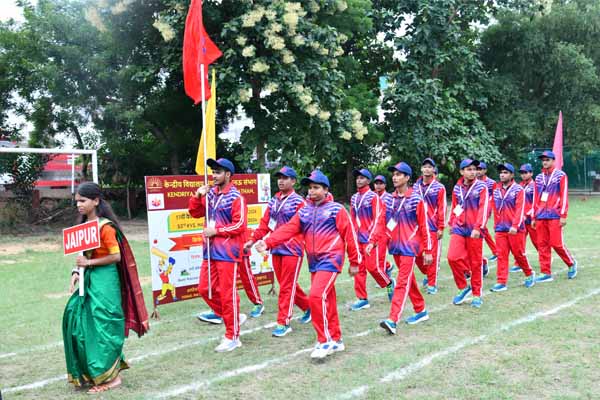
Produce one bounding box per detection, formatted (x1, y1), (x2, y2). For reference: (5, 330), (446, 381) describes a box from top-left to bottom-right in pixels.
(169, 151), (180, 175)
(126, 176), (132, 220)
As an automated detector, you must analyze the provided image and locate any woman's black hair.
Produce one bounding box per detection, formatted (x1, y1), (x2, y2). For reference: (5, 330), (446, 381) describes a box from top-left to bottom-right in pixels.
(76, 182), (122, 231)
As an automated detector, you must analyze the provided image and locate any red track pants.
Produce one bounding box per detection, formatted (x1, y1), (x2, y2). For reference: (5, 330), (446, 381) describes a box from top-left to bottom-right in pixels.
(272, 255), (309, 326)
(239, 256), (263, 305)
(310, 271), (341, 344)
(388, 255), (426, 323)
(415, 233), (441, 287)
(353, 242), (391, 300)
(536, 219), (574, 275)
(447, 234), (484, 297)
(495, 231), (533, 284)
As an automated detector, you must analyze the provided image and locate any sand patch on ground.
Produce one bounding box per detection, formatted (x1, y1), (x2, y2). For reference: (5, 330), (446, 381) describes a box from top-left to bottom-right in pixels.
(0, 242), (61, 256)
(591, 215), (600, 222)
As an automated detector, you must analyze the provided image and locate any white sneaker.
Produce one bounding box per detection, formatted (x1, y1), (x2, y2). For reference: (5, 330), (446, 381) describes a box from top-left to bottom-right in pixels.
(332, 340), (345, 353)
(215, 337), (242, 352)
(310, 342), (334, 359)
(239, 313), (248, 326)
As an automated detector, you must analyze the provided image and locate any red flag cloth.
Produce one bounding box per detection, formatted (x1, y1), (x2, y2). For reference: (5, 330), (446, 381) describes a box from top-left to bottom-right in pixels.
(553, 111), (564, 169)
(183, 0), (222, 104)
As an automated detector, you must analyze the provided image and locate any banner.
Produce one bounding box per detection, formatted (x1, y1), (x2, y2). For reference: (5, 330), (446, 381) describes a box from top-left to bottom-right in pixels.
(145, 174), (274, 306)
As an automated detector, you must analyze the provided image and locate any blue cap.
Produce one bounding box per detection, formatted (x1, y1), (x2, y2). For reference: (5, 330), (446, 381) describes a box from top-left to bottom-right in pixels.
(538, 150), (556, 160)
(460, 158), (479, 169)
(274, 166), (297, 179)
(497, 163), (515, 174)
(519, 163), (533, 173)
(478, 161), (488, 169)
(352, 168), (373, 181)
(301, 170), (330, 188)
(388, 162), (412, 177)
(422, 158), (436, 167)
(207, 158), (235, 174)
(373, 175), (386, 184)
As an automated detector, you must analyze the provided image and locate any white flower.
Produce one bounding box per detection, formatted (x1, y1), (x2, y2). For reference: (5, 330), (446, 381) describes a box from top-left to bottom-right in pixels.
(270, 23), (283, 33)
(340, 131), (352, 141)
(338, 33), (349, 43)
(282, 50), (295, 64)
(153, 19), (176, 42)
(242, 8), (265, 28)
(319, 47), (329, 56)
(85, 7), (107, 32)
(267, 35), (286, 50)
(318, 111), (331, 121)
(292, 35), (306, 46)
(350, 109), (362, 121)
(334, 47), (344, 57)
(308, 1), (320, 13)
(265, 9), (277, 21)
(251, 60), (270, 73)
(265, 82), (279, 93)
(336, 0), (348, 12)
(299, 93), (313, 107)
(306, 103), (319, 116)
(239, 88), (252, 103)
(242, 45), (256, 58)
(111, 1), (127, 14)
(236, 36), (248, 46)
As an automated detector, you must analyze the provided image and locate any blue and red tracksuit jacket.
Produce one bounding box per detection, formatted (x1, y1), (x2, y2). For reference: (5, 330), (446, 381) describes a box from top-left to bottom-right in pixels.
(251, 190), (305, 257)
(533, 167), (569, 220)
(265, 195), (361, 273)
(387, 188), (432, 257)
(519, 178), (535, 225)
(479, 175), (495, 217)
(492, 181), (526, 233)
(449, 178), (489, 237)
(350, 186), (385, 245)
(376, 190), (394, 224)
(188, 183), (247, 262)
(414, 177), (447, 233)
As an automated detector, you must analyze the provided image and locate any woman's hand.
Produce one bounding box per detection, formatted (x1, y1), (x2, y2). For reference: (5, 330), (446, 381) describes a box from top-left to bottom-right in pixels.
(70, 272), (79, 294)
(75, 255), (90, 267)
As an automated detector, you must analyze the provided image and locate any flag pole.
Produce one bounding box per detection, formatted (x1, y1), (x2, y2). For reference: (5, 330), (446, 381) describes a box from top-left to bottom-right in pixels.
(200, 63), (212, 300)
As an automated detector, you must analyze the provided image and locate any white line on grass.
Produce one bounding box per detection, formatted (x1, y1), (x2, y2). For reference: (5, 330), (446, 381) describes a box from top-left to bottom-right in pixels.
(2, 262), (578, 394)
(335, 286), (600, 399)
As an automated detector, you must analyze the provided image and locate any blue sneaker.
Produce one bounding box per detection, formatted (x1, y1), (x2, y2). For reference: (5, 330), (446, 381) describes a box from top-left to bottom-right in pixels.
(350, 299), (370, 311)
(299, 308), (311, 324)
(332, 339), (345, 352)
(482, 259), (489, 277)
(490, 283), (507, 292)
(488, 255), (498, 262)
(405, 310), (429, 325)
(197, 312), (223, 324)
(250, 303), (264, 318)
(272, 324), (292, 337)
(426, 285), (438, 295)
(385, 262), (394, 279)
(422, 277), (428, 287)
(524, 272), (536, 288)
(379, 319), (397, 335)
(453, 286), (472, 305)
(568, 260), (578, 279)
(510, 265), (522, 273)
(471, 296), (483, 308)
(387, 279), (396, 302)
(535, 273), (554, 283)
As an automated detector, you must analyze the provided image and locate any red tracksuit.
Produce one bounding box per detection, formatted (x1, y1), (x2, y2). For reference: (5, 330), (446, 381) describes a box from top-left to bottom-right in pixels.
(265, 195), (361, 344)
(252, 190), (309, 326)
(189, 183), (247, 340)
(414, 177), (447, 287)
(386, 188), (431, 322)
(240, 250), (263, 306)
(447, 178), (489, 297)
(350, 186), (390, 300)
(492, 181), (533, 284)
(479, 176), (497, 256)
(376, 190), (394, 275)
(514, 178), (538, 267)
(533, 167), (574, 274)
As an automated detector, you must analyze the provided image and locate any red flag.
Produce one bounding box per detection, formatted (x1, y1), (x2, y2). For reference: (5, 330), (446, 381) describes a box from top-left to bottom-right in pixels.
(183, 0), (222, 104)
(552, 111), (564, 169)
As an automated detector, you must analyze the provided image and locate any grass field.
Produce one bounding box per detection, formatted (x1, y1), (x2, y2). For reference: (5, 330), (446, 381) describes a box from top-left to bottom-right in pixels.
(1, 196), (599, 400)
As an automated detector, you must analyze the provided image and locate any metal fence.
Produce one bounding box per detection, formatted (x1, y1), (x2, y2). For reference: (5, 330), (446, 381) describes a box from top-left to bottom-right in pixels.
(522, 148), (600, 192)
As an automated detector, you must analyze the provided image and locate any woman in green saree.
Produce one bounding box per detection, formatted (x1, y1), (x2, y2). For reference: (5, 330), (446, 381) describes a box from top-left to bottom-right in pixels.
(63, 182), (149, 394)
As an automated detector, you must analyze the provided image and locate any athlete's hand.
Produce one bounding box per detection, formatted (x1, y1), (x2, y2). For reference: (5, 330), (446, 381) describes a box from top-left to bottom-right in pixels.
(365, 243), (374, 255)
(69, 273), (79, 294)
(348, 265), (359, 277)
(254, 240), (267, 253)
(196, 185), (210, 198)
(470, 229), (481, 239)
(531, 220), (536, 229)
(424, 254), (433, 265)
(437, 230), (443, 240)
(244, 240), (255, 250)
(75, 255), (90, 268)
(560, 217), (567, 227)
(203, 227), (217, 237)
(509, 227), (517, 235)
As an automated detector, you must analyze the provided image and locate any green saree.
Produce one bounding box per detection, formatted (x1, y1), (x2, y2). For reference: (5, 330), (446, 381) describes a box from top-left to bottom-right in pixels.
(62, 262), (129, 386)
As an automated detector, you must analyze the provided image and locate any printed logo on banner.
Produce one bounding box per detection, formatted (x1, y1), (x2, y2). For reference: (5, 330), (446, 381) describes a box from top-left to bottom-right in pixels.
(147, 176), (163, 191)
(148, 193), (165, 210)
